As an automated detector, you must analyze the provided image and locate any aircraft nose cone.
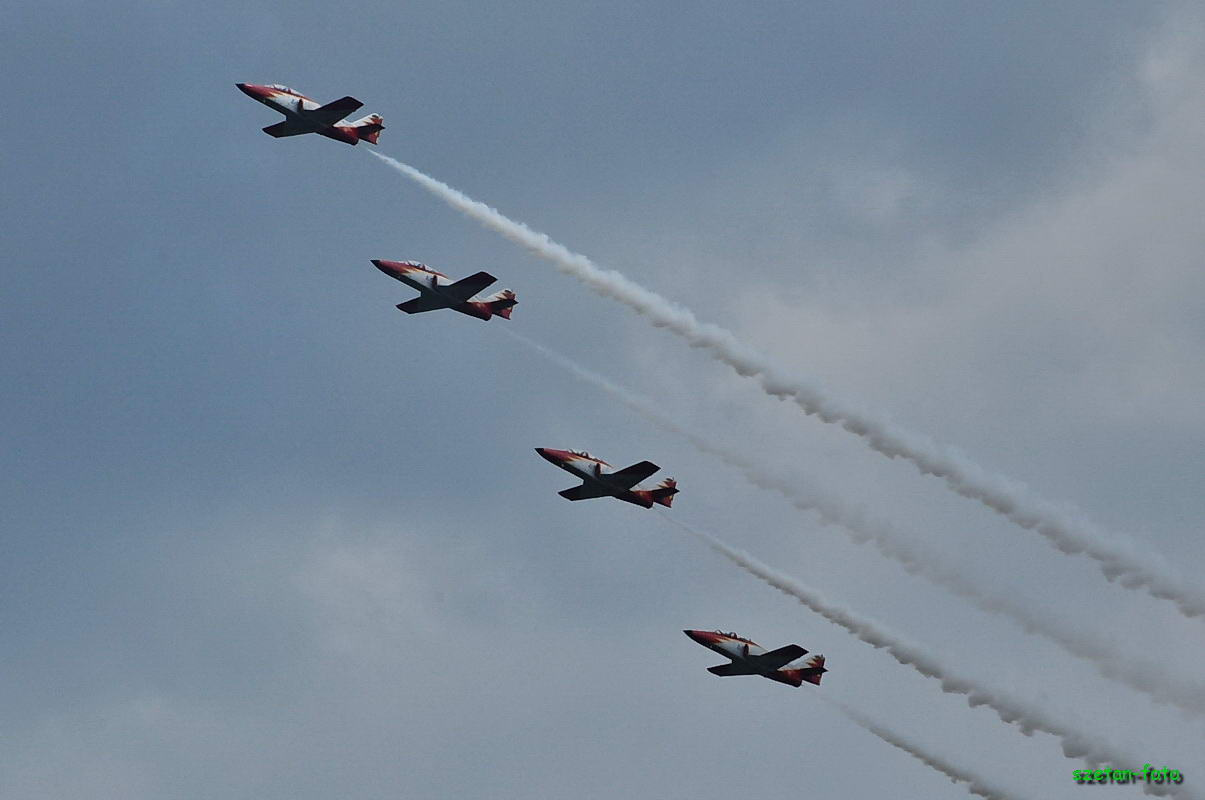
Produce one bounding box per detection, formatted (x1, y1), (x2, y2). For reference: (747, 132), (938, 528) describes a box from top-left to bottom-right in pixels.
(684, 630), (720, 645)
(534, 447), (559, 465)
(236, 83), (268, 100)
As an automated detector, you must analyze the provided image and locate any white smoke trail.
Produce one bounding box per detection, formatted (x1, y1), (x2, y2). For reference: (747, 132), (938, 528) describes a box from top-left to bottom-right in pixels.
(655, 512), (1185, 797)
(500, 328), (1205, 718)
(367, 149), (1204, 619)
(825, 698), (1027, 800)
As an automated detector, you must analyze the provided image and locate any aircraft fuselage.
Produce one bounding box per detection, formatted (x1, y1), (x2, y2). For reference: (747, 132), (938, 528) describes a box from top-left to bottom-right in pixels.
(239, 84), (323, 128)
(372, 259), (512, 321)
(236, 83), (366, 145)
(535, 448), (653, 506)
(684, 630), (826, 687)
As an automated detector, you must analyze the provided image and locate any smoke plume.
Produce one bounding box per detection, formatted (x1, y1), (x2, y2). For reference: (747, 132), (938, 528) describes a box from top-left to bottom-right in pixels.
(826, 698), (1027, 800)
(368, 150), (1204, 620)
(500, 328), (1205, 717)
(655, 513), (1183, 796)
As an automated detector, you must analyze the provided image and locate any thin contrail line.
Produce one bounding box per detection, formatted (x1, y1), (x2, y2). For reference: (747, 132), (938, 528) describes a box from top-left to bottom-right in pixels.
(825, 697), (1029, 800)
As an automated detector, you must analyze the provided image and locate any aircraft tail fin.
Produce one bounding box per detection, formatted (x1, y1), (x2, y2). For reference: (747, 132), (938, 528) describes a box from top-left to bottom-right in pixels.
(483, 289), (517, 319)
(773, 654), (826, 687)
(651, 477), (678, 507)
(349, 114), (385, 144)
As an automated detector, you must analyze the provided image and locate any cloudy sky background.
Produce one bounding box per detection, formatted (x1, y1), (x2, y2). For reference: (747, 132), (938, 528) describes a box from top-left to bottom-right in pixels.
(3, 2), (1204, 797)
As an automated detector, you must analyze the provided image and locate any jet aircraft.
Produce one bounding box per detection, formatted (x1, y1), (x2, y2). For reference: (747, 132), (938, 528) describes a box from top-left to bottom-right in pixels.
(372, 260), (517, 321)
(534, 448), (677, 508)
(684, 630), (826, 687)
(236, 83), (384, 145)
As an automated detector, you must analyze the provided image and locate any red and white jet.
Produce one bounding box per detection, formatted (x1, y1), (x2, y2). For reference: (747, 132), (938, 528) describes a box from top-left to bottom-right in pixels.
(372, 260), (517, 321)
(684, 630), (826, 687)
(236, 83), (384, 146)
(534, 448), (677, 508)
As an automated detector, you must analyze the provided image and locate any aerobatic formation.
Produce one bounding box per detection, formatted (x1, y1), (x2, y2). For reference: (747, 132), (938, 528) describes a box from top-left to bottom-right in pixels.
(235, 80), (806, 677)
(362, 150), (1205, 622)
(236, 83), (1197, 799)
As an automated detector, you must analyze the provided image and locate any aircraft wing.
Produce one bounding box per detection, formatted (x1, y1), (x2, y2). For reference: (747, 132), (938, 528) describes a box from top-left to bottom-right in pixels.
(308, 96), (363, 126)
(262, 120), (310, 138)
(607, 460), (660, 489)
(558, 483), (613, 501)
(397, 295), (451, 314)
(707, 663), (758, 676)
(756, 644), (807, 671)
(443, 271), (497, 302)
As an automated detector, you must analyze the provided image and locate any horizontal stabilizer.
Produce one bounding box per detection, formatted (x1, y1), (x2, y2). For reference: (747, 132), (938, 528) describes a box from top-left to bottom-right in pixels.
(798, 667), (825, 686)
(484, 289), (517, 319)
(707, 663), (758, 677)
(356, 123), (383, 144)
(651, 477), (678, 507)
(309, 95), (363, 126)
(348, 114), (384, 144)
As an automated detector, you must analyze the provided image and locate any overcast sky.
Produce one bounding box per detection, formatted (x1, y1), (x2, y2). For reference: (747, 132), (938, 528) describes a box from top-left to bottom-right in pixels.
(3, 2), (1204, 798)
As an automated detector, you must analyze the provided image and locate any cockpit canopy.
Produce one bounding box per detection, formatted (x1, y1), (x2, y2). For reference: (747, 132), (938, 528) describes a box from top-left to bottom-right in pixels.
(268, 84), (299, 94)
(565, 449), (611, 467)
